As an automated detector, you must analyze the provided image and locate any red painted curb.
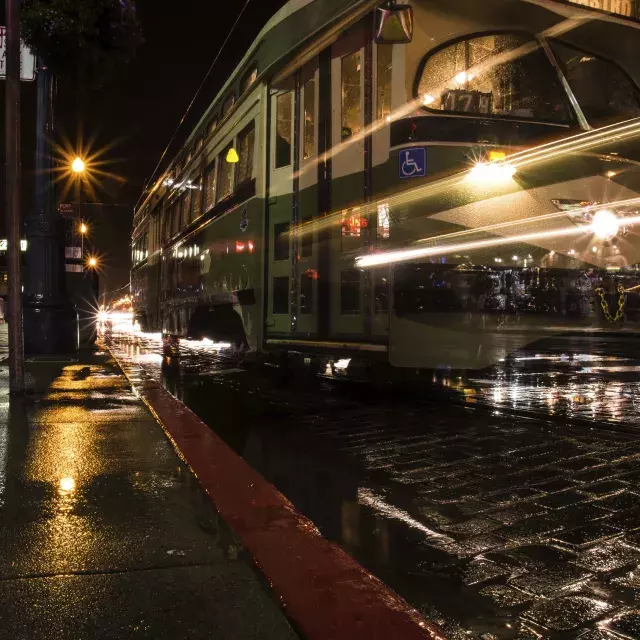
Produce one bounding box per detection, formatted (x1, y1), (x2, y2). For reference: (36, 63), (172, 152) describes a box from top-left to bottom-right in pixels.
(109, 347), (445, 640)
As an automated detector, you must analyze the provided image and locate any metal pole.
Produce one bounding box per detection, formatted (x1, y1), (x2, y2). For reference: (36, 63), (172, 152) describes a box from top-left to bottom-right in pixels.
(5, 0), (24, 393)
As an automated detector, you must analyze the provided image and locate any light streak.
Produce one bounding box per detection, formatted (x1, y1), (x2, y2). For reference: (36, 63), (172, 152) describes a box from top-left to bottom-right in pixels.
(355, 214), (640, 268)
(357, 487), (446, 539)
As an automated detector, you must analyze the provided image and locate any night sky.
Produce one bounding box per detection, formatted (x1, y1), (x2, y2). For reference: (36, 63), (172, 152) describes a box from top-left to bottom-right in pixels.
(12, 0), (288, 300)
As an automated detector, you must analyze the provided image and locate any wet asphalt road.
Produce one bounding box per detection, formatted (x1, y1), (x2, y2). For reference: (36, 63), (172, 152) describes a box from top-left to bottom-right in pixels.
(107, 330), (640, 640)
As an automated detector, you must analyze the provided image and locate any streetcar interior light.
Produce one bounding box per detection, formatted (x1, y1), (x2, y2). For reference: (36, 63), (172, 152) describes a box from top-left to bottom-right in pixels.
(467, 161), (516, 185)
(489, 151), (507, 162)
(226, 148), (239, 163)
(591, 209), (619, 240)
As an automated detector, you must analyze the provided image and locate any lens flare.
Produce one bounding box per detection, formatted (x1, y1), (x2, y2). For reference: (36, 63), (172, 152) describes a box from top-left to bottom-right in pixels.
(591, 209), (619, 240)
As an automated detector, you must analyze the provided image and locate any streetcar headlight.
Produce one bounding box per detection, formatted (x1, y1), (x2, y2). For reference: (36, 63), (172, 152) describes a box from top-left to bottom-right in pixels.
(467, 161), (516, 186)
(591, 209), (619, 240)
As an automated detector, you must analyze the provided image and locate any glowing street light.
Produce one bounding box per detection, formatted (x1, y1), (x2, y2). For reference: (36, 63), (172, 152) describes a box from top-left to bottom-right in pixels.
(80, 222), (88, 235)
(71, 156), (86, 173)
(87, 256), (98, 269)
(591, 209), (619, 241)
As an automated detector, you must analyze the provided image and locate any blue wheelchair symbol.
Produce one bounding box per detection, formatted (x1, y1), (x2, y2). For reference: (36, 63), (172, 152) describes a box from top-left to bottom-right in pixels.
(399, 148), (426, 179)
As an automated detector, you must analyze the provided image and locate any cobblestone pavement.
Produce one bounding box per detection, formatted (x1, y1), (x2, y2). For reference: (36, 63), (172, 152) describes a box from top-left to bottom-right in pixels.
(108, 331), (640, 640)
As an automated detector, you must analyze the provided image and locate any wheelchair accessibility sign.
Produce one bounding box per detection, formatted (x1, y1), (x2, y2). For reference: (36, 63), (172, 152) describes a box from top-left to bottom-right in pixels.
(399, 148), (426, 179)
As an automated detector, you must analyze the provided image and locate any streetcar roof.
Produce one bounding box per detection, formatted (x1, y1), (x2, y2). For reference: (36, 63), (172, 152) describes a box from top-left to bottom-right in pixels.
(135, 0), (640, 219)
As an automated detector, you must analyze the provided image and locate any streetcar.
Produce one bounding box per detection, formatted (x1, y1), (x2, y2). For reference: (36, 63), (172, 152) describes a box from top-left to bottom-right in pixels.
(131, 0), (640, 371)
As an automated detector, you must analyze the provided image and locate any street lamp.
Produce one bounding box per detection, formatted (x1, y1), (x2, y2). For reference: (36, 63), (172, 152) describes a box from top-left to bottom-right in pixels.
(79, 222), (88, 258)
(87, 256), (98, 269)
(72, 156), (86, 173)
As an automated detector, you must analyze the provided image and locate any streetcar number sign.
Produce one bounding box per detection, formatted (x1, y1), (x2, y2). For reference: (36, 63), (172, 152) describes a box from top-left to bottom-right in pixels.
(0, 27), (35, 81)
(399, 148), (426, 179)
(566, 0), (636, 17)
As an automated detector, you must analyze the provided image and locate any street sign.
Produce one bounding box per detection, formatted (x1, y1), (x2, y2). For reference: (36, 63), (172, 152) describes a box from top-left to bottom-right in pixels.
(0, 27), (36, 81)
(399, 148), (427, 179)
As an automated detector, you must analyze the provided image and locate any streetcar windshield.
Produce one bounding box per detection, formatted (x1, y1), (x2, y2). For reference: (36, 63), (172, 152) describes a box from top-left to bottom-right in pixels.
(550, 40), (640, 127)
(417, 33), (571, 123)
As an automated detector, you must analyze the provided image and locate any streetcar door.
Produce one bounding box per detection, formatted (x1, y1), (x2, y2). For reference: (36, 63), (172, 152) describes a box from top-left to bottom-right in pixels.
(329, 26), (367, 340)
(266, 85), (295, 337)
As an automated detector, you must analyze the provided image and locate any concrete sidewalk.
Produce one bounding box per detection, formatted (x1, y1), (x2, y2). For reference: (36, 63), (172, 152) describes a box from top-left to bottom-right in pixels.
(0, 348), (297, 640)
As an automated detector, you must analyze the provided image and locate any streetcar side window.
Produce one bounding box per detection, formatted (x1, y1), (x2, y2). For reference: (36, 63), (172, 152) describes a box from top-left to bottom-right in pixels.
(550, 41), (640, 127)
(341, 51), (362, 139)
(341, 270), (361, 314)
(376, 44), (393, 121)
(222, 94), (235, 118)
(236, 121), (255, 185)
(417, 33), (571, 123)
(204, 160), (217, 212)
(274, 222), (290, 261)
(275, 92), (292, 168)
(208, 117), (218, 137)
(300, 273), (314, 314)
(272, 276), (289, 314)
(217, 144), (234, 202)
(191, 176), (203, 221)
(182, 186), (192, 227)
(241, 65), (258, 94)
(303, 78), (315, 160)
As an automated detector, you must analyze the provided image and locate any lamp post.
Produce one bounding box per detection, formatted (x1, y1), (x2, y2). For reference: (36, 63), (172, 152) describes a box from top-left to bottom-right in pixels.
(23, 60), (78, 355)
(79, 222), (88, 259)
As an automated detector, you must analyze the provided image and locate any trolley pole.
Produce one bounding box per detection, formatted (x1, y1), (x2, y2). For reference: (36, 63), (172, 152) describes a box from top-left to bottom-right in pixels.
(5, 0), (24, 393)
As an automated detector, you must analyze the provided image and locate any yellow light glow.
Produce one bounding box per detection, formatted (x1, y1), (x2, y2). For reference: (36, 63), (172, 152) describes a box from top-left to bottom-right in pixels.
(80, 223), (88, 234)
(591, 209), (619, 240)
(226, 148), (239, 163)
(467, 161), (517, 186)
(87, 256), (98, 268)
(489, 150), (507, 162)
(606, 170), (617, 178)
(59, 477), (76, 492)
(422, 94), (435, 106)
(71, 157), (86, 173)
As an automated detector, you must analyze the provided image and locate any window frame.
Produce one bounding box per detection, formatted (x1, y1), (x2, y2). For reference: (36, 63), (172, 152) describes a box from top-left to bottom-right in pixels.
(221, 94), (236, 118)
(547, 37), (640, 127)
(274, 90), (294, 169)
(235, 120), (256, 187)
(413, 30), (578, 127)
(216, 142), (235, 203)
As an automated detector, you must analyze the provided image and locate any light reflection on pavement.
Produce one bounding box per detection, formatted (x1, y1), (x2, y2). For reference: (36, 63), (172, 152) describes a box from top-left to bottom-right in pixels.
(468, 336), (640, 425)
(105, 327), (640, 640)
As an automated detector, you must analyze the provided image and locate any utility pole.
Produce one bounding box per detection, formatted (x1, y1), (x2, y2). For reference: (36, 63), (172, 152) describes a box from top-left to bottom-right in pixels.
(5, 0), (24, 393)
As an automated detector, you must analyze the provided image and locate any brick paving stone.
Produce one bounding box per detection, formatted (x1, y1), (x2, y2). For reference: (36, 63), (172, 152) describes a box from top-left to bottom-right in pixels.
(508, 544), (578, 569)
(478, 584), (534, 608)
(553, 503), (610, 526)
(573, 540), (640, 573)
(616, 469), (640, 483)
(533, 478), (581, 494)
(536, 490), (590, 510)
(522, 595), (615, 631)
(463, 558), (513, 585)
(487, 502), (549, 525)
(604, 610), (640, 639)
(441, 517), (499, 536)
(596, 491), (640, 513)
(579, 480), (628, 498)
(572, 467), (620, 483)
(603, 507), (640, 532)
(438, 534), (508, 558)
(496, 517), (565, 544)
(485, 487), (547, 506)
(552, 523), (623, 549)
(610, 570), (640, 589)
(509, 564), (592, 596)
(555, 457), (607, 473)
